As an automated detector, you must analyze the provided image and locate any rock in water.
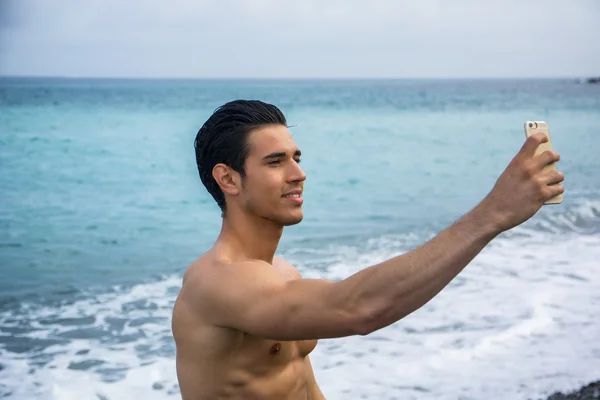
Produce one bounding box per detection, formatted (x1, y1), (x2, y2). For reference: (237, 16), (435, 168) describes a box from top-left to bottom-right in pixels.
(547, 380), (600, 400)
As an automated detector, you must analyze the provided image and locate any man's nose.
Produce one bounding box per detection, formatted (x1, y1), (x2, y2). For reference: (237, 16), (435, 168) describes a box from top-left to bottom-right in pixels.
(288, 162), (306, 182)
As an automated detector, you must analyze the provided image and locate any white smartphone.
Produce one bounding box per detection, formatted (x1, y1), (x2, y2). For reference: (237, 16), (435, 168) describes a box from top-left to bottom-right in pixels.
(524, 121), (562, 205)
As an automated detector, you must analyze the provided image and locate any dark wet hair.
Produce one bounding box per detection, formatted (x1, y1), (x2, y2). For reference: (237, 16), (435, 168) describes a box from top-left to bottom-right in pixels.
(194, 100), (287, 212)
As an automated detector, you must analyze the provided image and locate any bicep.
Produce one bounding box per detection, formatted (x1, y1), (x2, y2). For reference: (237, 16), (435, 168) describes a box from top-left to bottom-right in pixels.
(197, 261), (359, 341)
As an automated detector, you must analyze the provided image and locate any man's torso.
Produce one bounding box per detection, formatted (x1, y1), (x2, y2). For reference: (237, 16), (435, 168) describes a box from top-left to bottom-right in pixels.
(172, 254), (318, 399)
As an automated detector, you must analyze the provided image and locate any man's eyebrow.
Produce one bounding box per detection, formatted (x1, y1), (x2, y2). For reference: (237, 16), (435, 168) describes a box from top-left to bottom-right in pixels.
(261, 150), (302, 160)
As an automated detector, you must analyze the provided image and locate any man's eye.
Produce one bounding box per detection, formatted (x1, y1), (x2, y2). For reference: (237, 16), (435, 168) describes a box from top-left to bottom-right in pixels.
(295, 158), (302, 164)
(268, 160), (281, 165)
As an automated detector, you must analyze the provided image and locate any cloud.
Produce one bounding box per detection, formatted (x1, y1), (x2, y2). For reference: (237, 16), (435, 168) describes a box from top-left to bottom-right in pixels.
(1, 0), (599, 77)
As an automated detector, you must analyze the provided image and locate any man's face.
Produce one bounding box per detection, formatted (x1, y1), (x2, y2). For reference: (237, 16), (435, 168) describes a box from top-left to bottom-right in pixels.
(238, 125), (306, 226)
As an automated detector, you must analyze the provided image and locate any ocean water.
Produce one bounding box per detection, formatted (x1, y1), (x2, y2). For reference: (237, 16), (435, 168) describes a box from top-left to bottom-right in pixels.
(1, 78), (599, 400)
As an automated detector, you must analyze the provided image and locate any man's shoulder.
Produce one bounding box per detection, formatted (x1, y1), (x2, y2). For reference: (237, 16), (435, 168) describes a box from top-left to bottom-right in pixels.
(172, 253), (246, 344)
(177, 253), (290, 327)
(181, 253), (278, 300)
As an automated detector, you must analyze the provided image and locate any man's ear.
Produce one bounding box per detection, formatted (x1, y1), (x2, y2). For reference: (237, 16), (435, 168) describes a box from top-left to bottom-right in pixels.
(212, 164), (241, 196)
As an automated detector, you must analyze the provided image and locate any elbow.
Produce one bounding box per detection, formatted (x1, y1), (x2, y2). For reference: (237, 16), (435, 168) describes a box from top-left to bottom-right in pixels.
(331, 282), (389, 337)
(352, 321), (374, 337)
(349, 303), (386, 336)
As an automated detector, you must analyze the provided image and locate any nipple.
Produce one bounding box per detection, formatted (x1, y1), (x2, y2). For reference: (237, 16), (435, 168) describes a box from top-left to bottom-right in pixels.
(269, 343), (281, 354)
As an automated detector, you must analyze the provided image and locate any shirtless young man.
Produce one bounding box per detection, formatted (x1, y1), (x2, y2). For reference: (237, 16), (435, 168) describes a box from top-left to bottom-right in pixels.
(171, 100), (564, 399)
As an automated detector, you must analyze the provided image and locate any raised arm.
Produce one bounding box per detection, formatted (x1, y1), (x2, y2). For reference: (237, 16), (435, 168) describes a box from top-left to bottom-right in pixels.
(191, 132), (564, 341)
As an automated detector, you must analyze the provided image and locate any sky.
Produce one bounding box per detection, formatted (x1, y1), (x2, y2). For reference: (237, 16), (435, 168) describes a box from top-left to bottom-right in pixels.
(0, 0), (599, 78)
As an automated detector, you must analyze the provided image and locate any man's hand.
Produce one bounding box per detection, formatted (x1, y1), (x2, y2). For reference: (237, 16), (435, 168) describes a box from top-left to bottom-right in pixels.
(480, 131), (565, 232)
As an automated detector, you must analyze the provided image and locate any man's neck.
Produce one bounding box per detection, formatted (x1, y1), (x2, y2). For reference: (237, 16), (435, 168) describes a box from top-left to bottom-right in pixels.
(217, 211), (283, 264)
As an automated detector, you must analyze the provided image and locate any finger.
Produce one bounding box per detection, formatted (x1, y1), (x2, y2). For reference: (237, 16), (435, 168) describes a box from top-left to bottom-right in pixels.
(545, 183), (565, 200)
(521, 132), (549, 158)
(540, 170), (565, 185)
(535, 149), (560, 169)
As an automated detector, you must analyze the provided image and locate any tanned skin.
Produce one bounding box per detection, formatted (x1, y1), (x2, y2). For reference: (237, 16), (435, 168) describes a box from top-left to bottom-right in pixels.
(172, 125), (564, 399)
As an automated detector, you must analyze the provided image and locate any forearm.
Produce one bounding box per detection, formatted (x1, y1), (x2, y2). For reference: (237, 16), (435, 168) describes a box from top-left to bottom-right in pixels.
(338, 203), (501, 335)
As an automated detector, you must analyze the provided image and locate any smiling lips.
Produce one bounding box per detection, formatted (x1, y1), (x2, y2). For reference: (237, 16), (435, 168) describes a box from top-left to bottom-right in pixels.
(282, 190), (303, 205)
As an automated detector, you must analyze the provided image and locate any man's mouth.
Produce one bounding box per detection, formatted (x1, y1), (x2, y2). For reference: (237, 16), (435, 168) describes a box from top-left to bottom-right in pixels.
(282, 190), (303, 204)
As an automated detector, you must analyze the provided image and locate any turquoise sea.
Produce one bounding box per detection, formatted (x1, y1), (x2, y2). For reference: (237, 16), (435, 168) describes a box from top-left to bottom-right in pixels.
(1, 78), (599, 399)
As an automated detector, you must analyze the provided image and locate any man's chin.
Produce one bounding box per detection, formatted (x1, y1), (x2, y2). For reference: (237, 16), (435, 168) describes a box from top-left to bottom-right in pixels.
(275, 210), (304, 227)
(282, 215), (303, 226)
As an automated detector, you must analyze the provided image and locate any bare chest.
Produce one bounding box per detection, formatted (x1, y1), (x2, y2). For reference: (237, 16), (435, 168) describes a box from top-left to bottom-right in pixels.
(239, 333), (317, 362)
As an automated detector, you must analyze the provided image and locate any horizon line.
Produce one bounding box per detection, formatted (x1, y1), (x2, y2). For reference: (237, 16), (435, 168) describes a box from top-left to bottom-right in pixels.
(0, 74), (597, 81)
